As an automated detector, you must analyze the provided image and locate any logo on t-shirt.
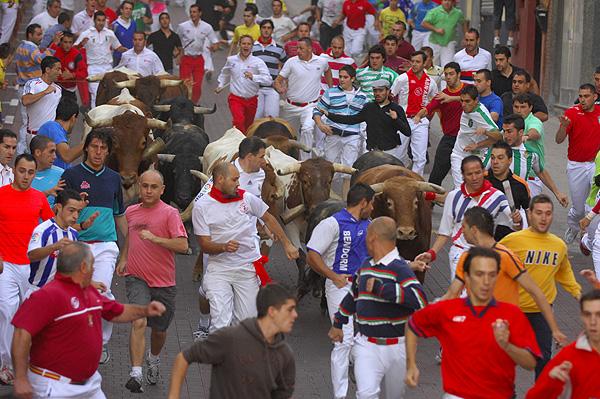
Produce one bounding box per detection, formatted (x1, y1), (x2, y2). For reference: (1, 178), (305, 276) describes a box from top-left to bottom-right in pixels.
(70, 297), (80, 309)
(239, 201), (250, 214)
(31, 232), (40, 243)
(80, 180), (91, 189)
(468, 119), (474, 128)
(452, 315), (466, 323)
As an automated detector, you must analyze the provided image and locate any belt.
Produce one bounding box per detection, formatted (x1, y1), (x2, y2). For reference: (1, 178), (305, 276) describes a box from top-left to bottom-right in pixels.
(367, 337), (399, 345)
(330, 126), (358, 137)
(29, 365), (88, 385)
(287, 98), (318, 107)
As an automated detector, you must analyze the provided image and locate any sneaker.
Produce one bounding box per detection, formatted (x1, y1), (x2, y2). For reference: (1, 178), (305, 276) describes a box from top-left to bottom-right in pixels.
(125, 375), (144, 393)
(193, 325), (210, 341)
(493, 36), (501, 47)
(99, 346), (110, 364)
(145, 356), (160, 385)
(564, 227), (578, 244)
(205, 71), (213, 82)
(506, 37), (514, 48)
(0, 366), (14, 385)
(580, 238), (591, 256)
(435, 348), (443, 365)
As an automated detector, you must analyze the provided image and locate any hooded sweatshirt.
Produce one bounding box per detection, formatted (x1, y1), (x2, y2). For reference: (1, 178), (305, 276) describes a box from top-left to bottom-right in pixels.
(183, 318), (295, 398)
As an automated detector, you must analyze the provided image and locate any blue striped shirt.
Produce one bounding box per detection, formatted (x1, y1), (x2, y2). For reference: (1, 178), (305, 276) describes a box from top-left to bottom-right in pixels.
(313, 86), (368, 136)
(252, 40), (287, 82)
(15, 40), (52, 85)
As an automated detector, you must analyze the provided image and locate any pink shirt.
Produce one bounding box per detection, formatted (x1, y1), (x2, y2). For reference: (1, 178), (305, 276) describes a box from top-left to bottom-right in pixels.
(125, 201), (187, 287)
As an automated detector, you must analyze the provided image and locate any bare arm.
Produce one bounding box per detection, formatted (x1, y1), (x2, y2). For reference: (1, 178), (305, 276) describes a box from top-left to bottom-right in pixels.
(504, 342), (537, 370)
(555, 116), (569, 144)
(415, 234), (450, 263)
(405, 328), (420, 387)
(111, 301), (165, 323)
(524, 128), (541, 141)
(534, 111), (548, 122)
(139, 230), (188, 253)
(420, 20), (439, 34)
(441, 278), (464, 301)
(167, 352), (189, 399)
(273, 75), (287, 95)
(324, 69), (333, 88)
(12, 328), (33, 399)
(261, 211), (299, 260)
(115, 214), (128, 237)
(536, 169), (568, 207)
(21, 86), (57, 106)
(198, 235), (238, 255)
(56, 142), (84, 163)
(28, 237), (74, 262)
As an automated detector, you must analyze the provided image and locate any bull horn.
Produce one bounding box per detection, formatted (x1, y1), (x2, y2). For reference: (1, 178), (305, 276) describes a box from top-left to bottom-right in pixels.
(332, 163), (357, 175)
(190, 169), (210, 183)
(411, 181), (446, 194)
(194, 104), (217, 114)
(160, 79), (183, 87)
(276, 162), (302, 175)
(147, 118), (168, 130)
(288, 140), (312, 152)
(153, 104), (171, 112)
(84, 112), (112, 128)
(198, 156), (203, 164)
(280, 204), (306, 224)
(142, 138), (166, 159)
(114, 79), (136, 89)
(370, 183), (385, 193)
(157, 154), (176, 163)
(180, 201), (194, 222)
(86, 73), (106, 82)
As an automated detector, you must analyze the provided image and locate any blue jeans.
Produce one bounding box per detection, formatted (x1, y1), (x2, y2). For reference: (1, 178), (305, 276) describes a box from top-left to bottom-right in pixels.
(526, 312), (552, 379)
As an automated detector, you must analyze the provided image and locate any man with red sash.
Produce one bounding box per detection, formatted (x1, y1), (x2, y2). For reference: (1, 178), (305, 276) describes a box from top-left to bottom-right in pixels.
(192, 161), (299, 333)
(391, 50), (438, 176)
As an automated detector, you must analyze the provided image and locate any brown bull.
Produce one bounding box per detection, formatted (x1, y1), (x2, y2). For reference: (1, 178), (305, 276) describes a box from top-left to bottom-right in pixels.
(247, 118), (310, 157)
(354, 165), (445, 282)
(92, 71), (134, 106)
(113, 75), (187, 109)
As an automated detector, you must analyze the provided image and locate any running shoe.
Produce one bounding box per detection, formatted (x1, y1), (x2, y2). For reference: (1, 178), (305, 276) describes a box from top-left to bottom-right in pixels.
(99, 346), (110, 364)
(125, 374), (144, 393)
(145, 355), (160, 385)
(564, 227), (578, 244)
(193, 325), (210, 341)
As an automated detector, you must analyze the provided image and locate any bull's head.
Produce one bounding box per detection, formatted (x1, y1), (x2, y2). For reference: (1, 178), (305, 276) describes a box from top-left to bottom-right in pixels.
(247, 118), (296, 139)
(153, 97), (216, 125)
(370, 176), (445, 240)
(261, 163), (285, 213)
(261, 136), (312, 156)
(91, 71), (132, 106)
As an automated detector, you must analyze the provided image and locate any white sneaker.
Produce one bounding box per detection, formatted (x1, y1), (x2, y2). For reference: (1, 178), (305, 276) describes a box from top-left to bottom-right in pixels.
(145, 355), (160, 385)
(193, 325), (210, 341)
(99, 346), (110, 364)
(564, 227), (578, 244)
(493, 36), (501, 47)
(0, 366), (14, 385)
(506, 37), (514, 48)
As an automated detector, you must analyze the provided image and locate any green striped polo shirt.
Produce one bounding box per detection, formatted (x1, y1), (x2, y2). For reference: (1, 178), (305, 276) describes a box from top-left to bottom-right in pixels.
(356, 66), (399, 101)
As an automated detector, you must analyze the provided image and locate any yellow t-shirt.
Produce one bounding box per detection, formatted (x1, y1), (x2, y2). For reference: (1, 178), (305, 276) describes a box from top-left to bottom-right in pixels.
(232, 23), (261, 45)
(379, 7), (406, 37)
(499, 229), (581, 313)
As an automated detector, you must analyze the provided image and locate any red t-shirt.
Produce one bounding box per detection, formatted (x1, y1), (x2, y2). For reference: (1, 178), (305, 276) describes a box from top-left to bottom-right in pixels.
(342, 0), (376, 30)
(564, 104), (600, 162)
(426, 83), (466, 136)
(12, 273), (124, 381)
(100, 7), (117, 25)
(408, 298), (541, 399)
(0, 185), (53, 264)
(283, 40), (323, 58)
(124, 201), (187, 287)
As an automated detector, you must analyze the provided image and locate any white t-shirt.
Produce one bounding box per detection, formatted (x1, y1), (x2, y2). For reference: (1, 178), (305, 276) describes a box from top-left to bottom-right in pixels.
(279, 54), (330, 103)
(453, 47), (493, 83)
(306, 216), (339, 267)
(234, 159), (265, 197)
(177, 20), (219, 57)
(71, 10), (94, 35)
(452, 103), (499, 159)
(271, 15), (296, 46)
(29, 11), (58, 33)
(192, 191), (269, 270)
(22, 78), (62, 132)
(117, 47), (165, 77)
(75, 27), (122, 66)
(317, 0), (344, 26)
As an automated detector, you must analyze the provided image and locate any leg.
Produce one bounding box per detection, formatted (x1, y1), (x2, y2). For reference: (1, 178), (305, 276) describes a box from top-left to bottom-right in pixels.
(526, 312), (553, 379)
(353, 335), (385, 399)
(440, 41), (456, 68)
(203, 271), (235, 331)
(231, 269), (260, 324)
(320, 23), (332, 50)
(0, 3), (17, 44)
(450, 151), (464, 189)
(567, 161), (594, 230)
(280, 102), (302, 138)
(90, 242), (119, 345)
(228, 94), (246, 132)
(410, 119), (430, 176)
(0, 263), (29, 370)
(428, 135), (456, 185)
(193, 57), (206, 104)
(505, 0), (516, 39)
(448, 245), (465, 281)
(125, 276), (151, 370)
(381, 340), (406, 399)
(244, 96), (258, 132)
(592, 220), (600, 277)
(299, 105), (316, 161)
(264, 88), (281, 118)
(397, 126), (412, 167)
(147, 286), (176, 356)
(429, 43), (442, 67)
(255, 88), (266, 119)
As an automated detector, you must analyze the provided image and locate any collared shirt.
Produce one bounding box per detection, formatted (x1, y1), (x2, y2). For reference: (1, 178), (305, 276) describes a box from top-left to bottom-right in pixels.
(38, 121), (70, 169)
(15, 40), (52, 85)
(22, 78), (62, 132)
(453, 103), (499, 159)
(379, 7), (406, 36)
(75, 27), (123, 66)
(147, 29), (182, 71)
(313, 85), (368, 135)
(279, 54), (330, 103)
(117, 47), (165, 77)
(479, 92), (504, 127)
(355, 66), (399, 101)
(501, 91), (548, 120)
(319, 49), (356, 87)
(71, 10), (94, 35)
(29, 11), (58, 33)
(425, 83), (465, 136)
(40, 23), (68, 50)
(252, 39), (287, 81)
(0, 163), (13, 187)
(524, 112), (545, 169)
(283, 40), (323, 58)
(491, 64), (524, 97)
(318, 0), (344, 26)
(233, 158), (265, 197)
(410, 0), (437, 32)
(342, 0), (376, 30)
(31, 165), (64, 207)
(391, 69), (438, 116)
(232, 23), (260, 45)
(177, 20), (219, 57)
(485, 170), (531, 240)
(453, 47), (493, 83)
(217, 53), (272, 98)
(112, 17), (136, 65)
(562, 104), (600, 162)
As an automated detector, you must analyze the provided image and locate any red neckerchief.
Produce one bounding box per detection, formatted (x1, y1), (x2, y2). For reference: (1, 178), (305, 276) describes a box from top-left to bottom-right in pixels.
(461, 179), (493, 198)
(325, 47), (348, 59)
(257, 36), (273, 46)
(209, 186), (246, 203)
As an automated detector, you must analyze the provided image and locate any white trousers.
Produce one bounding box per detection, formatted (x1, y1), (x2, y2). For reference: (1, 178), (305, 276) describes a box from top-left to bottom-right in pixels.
(89, 242), (119, 345)
(17, 85), (29, 155)
(0, 262), (30, 369)
(528, 176), (543, 197)
(0, 2), (17, 44)
(411, 30), (430, 51)
(398, 118), (430, 177)
(450, 151), (466, 189)
(280, 101), (316, 161)
(430, 41), (456, 69)
(364, 15), (379, 47)
(325, 279), (354, 399)
(353, 334), (406, 399)
(324, 133), (361, 194)
(449, 244), (466, 281)
(29, 369), (105, 399)
(255, 87), (280, 119)
(203, 266), (260, 332)
(88, 63), (112, 108)
(343, 24), (366, 61)
(566, 160), (595, 230)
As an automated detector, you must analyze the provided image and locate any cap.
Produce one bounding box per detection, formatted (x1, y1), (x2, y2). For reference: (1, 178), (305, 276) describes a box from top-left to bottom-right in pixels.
(372, 79), (390, 89)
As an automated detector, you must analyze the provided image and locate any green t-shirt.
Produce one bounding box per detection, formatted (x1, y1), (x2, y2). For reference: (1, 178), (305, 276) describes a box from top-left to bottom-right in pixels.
(586, 151), (600, 207)
(423, 5), (464, 46)
(356, 66), (399, 101)
(524, 112), (545, 170)
(132, 2), (152, 33)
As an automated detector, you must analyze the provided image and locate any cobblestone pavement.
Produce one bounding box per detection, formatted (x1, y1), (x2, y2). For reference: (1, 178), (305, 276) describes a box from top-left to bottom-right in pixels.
(0, 1), (594, 398)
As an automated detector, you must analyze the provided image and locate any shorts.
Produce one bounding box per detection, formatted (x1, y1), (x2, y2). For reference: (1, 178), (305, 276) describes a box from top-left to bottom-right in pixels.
(125, 276), (176, 332)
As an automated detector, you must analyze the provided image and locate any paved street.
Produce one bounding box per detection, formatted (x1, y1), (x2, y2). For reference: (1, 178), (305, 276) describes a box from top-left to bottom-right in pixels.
(0, 1), (595, 398)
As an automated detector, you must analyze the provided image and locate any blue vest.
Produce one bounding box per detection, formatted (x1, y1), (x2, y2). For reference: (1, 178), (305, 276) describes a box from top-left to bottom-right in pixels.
(112, 20), (136, 64)
(331, 209), (370, 275)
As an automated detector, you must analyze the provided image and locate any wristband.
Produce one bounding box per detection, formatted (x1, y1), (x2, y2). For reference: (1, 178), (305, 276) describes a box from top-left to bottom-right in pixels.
(426, 249), (436, 262)
(586, 211), (596, 221)
(424, 191), (436, 201)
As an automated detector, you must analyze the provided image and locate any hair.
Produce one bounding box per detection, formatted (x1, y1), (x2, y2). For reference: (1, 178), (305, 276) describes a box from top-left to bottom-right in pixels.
(383, 34), (398, 44)
(26, 24), (41, 38)
(41, 55), (60, 74)
(256, 283), (296, 318)
(460, 84), (479, 100)
(244, 3), (258, 15)
(56, 188), (83, 207)
(83, 128), (113, 159)
(29, 135), (53, 155)
(513, 93), (533, 107)
(491, 141), (513, 159)
(190, 4), (201, 12)
(463, 246), (501, 274)
(476, 68), (492, 81)
(460, 155), (483, 173)
(298, 37), (312, 48)
(368, 45), (386, 62)
(57, 241), (93, 274)
(594, 65), (600, 74)
(121, 0), (134, 10)
(411, 50), (427, 62)
(61, 31), (75, 41)
(393, 20), (407, 30)
(331, 35), (344, 45)
(133, 31), (146, 39)
(0, 43), (9, 59)
(58, 12), (71, 24)
(494, 45), (511, 58)
(529, 194), (553, 211)
(159, 12), (170, 20)
(444, 61), (461, 73)
(272, 0), (283, 5)
(238, 34), (254, 44)
(513, 69), (531, 83)
(368, 217), (397, 242)
(47, 0), (60, 8)
(238, 137), (266, 159)
(463, 207), (494, 237)
(346, 183), (375, 207)
(580, 83), (597, 93)
(503, 113), (525, 131)
(580, 289), (600, 311)
(466, 27), (480, 39)
(0, 129), (17, 143)
(259, 19), (274, 29)
(15, 153), (37, 168)
(94, 10), (106, 20)
(212, 161), (234, 180)
(421, 46), (433, 57)
(55, 99), (79, 121)
(339, 64), (356, 78)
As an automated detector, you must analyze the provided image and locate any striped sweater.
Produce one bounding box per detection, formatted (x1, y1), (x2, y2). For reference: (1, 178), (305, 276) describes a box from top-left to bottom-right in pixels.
(15, 40), (53, 85)
(333, 250), (427, 338)
(483, 143), (542, 180)
(355, 66), (399, 101)
(313, 86), (368, 136)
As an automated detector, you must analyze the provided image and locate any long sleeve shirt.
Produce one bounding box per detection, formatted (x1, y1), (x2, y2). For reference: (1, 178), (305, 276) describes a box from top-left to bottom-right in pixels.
(312, 86), (368, 136)
(326, 101), (411, 151)
(117, 47), (165, 77)
(217, 54), (272, 99)
(15, 40), (53, 85)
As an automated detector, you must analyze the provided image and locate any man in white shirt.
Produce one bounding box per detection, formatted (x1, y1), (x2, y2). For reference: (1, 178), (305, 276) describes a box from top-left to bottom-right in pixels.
(216, 35), (272, 133)
(270, 0), (296, 46)
(192, 161), (298, 332)
(21, 56), (62, 155)
(71, 0), (95, 36)
(275, 37), (333, 160)
(75, 11), (126, 107)
(29, 0), (61, 33)
(453, 28), (492, 84)
(177, 4), (219, 105)
(117, 31), (165, 77)
(0, 130), (16, 187)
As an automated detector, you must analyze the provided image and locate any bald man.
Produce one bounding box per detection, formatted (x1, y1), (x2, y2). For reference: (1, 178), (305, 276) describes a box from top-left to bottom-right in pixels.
(116, 170), (189, 393)
(329, 216), (428, 399)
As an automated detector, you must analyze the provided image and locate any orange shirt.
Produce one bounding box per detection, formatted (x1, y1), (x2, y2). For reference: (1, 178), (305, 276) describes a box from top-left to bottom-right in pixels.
(455, 243), (526, 305)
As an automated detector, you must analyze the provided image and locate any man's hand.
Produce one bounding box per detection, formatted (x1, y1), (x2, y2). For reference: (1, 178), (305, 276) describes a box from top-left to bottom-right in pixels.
(52, 31), (64, 44)
(223, 240), (240, 253)
(53, 237), (73, 251)
(139, 229), (157, 242)
(146, 301), (166, 317)
(580, 216), (592, 231)
(318, 122), (333, 135)
(388, 109), (398, 120)
(548, 361), (572, 382)
(81, 211), (100, 230)
(409, 260), (430, 273)
(463, 143), (478, 153)
(78, 37), (89, 47)
(434, 91), (452, 103)
(554, 192), (569, 208)
(559, 115), (571, 128)
(328, 326), (343, 343)
(13, 376), (33, 399)
(91, 280), (107, 293)
(116, 259), (127, 276)
(435, 28), (445, 35)
(415, 251), (433, 263)
(475, 127), (488, 136)
(412, 115), (422, 124)
(511, 210), (522, 225)
(283, 242), (299, 260)
(45, 179), (65, 197)
(580, 269), (600, 288)
(332, 273), (351, 289)
(44, 85), (57, 95)
(552, 329), (568, 348)
(405, 365), (420, 387)
(61, 70), (74, 80)
(492, 319), (510, 350)
(243, 71), (253, 80)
